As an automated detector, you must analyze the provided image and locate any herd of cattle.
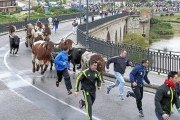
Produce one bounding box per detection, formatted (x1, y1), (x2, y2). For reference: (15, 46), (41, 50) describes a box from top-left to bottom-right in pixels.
(7, 22), (106, 82)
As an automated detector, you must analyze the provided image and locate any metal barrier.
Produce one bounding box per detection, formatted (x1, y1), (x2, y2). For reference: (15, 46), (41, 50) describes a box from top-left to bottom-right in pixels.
(77, 12), (180, 74)
(0, 12), (98, 33)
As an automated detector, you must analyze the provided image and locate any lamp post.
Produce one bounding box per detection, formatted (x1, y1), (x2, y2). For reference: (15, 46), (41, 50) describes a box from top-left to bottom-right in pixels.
(80, 0), (82, 24)
(86, 0), (89, 49)
(29, 0), (30, 22)
(114, 0), (115, 12)
(60, 0), (62, 20)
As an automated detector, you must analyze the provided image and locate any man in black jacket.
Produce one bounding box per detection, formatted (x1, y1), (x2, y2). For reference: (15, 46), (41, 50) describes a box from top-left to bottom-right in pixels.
(53, 18), (59, 33)
(106, 49), (132, 100)
(155, 71), (180, 120)
(74, 60), (102, 120)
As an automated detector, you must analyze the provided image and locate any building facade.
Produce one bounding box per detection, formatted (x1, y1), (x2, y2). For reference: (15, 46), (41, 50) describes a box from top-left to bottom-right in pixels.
(0, 0), (16, 13)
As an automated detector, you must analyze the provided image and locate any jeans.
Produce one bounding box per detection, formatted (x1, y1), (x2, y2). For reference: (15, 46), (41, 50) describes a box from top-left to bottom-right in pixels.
(155, 112), (170, 120)
(55, 25), (58, 32)
(108, 72), (124, 95)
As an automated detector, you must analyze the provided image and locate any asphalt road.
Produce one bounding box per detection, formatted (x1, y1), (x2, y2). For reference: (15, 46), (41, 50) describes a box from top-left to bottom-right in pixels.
(0, 18), (180, 120)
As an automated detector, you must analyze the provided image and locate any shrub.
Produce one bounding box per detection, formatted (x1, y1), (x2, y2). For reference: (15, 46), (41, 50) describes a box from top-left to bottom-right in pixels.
(37, 7), (45, 14)
(150, 18), (161, 24)
(16, 6), (22, 12)
(69, 8), (79, 13)
(32, 6), (40, 12)
(53, 11), (60, 16)
(123, 33), (149, 47)
(10, 11), (14, 15)
(2, 12), (8, 15)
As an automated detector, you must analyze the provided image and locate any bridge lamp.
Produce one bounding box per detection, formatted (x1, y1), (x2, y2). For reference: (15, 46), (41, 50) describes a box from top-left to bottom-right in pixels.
(29, 0), (30, 22)
(86, 0), (89, 49)
(80, 0), (82, 24)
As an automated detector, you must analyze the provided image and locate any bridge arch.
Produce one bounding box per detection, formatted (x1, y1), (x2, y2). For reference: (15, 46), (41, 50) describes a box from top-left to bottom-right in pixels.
(107, 31), (110, 42)
(115, 31), (117, 44)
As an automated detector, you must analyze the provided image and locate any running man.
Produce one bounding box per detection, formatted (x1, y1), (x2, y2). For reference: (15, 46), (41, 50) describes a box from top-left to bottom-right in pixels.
(54, 46), (73, 95)
(53, 18), (59, 33)
(74, 60), (102, 120)
(155, 71), (180, 120)
(106, 49), (132, 100)
(126, 59), (153, 117)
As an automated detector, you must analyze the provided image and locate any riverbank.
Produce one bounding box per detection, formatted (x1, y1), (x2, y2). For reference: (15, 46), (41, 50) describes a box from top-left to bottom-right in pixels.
(149, 16), (180, 44)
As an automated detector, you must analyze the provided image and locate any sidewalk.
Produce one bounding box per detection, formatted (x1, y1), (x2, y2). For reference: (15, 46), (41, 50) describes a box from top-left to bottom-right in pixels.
(67, 34), (167, 89)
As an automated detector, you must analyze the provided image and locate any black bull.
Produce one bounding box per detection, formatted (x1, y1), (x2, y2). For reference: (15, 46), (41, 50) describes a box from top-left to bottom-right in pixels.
(50, 48), (86, 72)
(9, 35), (20, 54)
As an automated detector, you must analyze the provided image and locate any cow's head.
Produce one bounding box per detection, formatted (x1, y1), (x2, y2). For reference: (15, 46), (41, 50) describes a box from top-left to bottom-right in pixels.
(44, 42), (55, 60)
(7, 25), (16, 34)
(97, 59), (106, 73)
(37, 22), (42, 29)
(43, 27), (50, 36)
(26, 27), (32, 37)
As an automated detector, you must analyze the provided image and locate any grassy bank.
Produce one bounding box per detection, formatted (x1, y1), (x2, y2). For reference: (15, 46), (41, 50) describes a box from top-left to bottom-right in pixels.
(149, 17), (178, 44)
(0, 7), (85, 24)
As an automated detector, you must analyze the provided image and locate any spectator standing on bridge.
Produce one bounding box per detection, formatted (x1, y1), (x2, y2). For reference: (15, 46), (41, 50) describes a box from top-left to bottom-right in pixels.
(53, 18), (59, 33)
(74, 60), (102, 120)
(154, 71), (180, 120)
(91, 13), (94, 22)
(126, 59), (153, 117)
(54, 46), (73, 95)
(72, 20), (77, 35)
(48, 16), (53, 29)
(106, 49), (132, 100)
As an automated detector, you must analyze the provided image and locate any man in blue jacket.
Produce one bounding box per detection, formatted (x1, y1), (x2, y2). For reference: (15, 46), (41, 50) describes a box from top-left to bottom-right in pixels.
(126, 59), (153, 117)
(54, 46), (73, 95)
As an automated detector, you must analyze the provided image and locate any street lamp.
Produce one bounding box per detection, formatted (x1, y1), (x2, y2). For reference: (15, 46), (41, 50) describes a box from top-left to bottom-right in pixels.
(86, 0), (89, 49)
(80, 0), (82, 24)
(60, 0), (62, 20)
(29, 0), (30, 22)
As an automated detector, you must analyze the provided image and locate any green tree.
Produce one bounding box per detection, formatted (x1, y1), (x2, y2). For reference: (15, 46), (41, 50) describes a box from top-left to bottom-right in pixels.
(123, 33), (149, 47)
(63, 0), (66, 4)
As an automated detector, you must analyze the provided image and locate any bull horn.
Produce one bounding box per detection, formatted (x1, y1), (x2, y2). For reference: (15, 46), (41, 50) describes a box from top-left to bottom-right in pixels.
(78, 49), (81, 51)
(6, 26), (9, 28)
(43, 43), (47, 48)
(72, 40), (78, 45)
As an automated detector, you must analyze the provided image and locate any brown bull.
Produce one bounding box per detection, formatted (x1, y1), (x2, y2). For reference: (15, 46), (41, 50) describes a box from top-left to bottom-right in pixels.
(55, 39), (76, 50)
(34, 31), (44, 42)
(25, 23), (35, 48)
(81, 51), (106, 83)
(43, 24), (51, 41)
(32, 40), (55, 74)
(36, 22), (44, 32)
(7, 25), (16, 37)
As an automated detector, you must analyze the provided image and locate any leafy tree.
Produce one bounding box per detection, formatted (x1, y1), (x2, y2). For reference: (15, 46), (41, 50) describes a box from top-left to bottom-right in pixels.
(123, 33), (149, 47)
(63, 0), (66, 4)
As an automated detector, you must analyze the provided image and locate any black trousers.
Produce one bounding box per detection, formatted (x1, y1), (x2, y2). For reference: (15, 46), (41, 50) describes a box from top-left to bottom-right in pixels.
(129, 86), (143, 111)
(82, 90), (96, 120)
(57, 69), (72, 90)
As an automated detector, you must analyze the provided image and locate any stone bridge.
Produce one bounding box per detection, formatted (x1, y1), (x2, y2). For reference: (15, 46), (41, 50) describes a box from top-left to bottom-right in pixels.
(88, 10), (152, 43)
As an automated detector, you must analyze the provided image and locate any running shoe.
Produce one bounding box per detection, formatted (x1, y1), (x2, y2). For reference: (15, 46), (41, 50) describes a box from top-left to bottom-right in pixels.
(67, 90), (72, 95)
(79, 99), (83, 109)
(139, 110), (144, 117)
(119, 95), (124, 100)
(126, 91), (131, 97)
(107, 87), (111, 94)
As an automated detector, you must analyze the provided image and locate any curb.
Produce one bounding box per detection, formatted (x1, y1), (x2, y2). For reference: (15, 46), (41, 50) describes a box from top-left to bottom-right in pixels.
(104, 72), (159, 89)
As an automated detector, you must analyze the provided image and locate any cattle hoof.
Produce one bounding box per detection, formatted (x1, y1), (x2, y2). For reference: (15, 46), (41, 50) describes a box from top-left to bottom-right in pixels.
(41, 71), (44, 74)
(25, 42), (28, 47)
(33, 69), (35, 73)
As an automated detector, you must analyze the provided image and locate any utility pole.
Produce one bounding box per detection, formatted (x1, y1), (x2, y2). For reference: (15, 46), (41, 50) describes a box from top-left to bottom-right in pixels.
(29, 0), (30, 22)
(86, 0), (89, 49)
(80, 0), (82, 24)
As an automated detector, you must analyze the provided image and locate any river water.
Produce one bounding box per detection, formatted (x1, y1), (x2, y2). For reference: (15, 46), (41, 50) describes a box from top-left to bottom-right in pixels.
(150, 36), (180, 52)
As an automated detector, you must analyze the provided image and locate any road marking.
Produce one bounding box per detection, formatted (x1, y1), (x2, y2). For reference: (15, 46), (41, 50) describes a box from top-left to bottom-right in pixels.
(4, 41), (101, 120)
